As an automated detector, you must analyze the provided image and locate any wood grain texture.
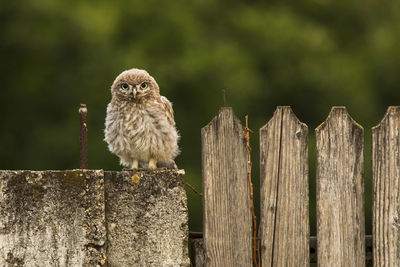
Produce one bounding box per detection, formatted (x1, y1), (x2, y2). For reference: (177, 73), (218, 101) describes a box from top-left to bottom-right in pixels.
(316, 107), (365, 267)
(259, 106), (309, 266)
(190, 235), (374, 265)
(201, 107), (252, 267)
(372, 106), (400, 266)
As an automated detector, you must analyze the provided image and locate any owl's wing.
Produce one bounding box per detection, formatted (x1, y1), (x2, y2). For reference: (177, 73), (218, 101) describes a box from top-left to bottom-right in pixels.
(160, 96), (175, 126)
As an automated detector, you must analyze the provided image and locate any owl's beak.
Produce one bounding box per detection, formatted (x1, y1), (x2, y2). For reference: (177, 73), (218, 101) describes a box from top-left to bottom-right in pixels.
(132, 88), (137, 99)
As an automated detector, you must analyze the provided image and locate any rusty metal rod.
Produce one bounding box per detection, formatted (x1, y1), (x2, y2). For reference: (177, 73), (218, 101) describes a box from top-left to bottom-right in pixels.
(79, 104), (88, 169)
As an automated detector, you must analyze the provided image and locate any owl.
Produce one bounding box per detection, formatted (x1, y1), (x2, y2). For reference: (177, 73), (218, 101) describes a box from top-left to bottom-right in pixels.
(104, 68), (179, 169)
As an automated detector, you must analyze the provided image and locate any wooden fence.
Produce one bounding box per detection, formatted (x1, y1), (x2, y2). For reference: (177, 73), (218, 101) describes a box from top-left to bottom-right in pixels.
(197, 106), (400, 266)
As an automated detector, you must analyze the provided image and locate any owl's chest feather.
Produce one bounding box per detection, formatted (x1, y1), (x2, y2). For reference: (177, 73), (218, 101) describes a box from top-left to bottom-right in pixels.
(123, 108), (160, 138)
(106, 102), (171, 152)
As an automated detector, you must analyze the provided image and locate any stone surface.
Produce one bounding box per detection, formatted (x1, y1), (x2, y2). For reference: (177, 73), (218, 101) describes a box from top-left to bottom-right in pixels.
(0, 170), (106, 267)
(0, 169), (189, 267)
(105, 169), (190, 267)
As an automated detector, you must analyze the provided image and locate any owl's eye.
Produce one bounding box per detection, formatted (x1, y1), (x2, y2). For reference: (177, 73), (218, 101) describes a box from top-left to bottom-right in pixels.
(140, 82), (148, 89)
(121, 83), (129, 90)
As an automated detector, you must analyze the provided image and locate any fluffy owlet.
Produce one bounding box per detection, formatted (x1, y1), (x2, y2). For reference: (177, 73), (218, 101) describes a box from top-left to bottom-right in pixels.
(104, 68), (179, 169)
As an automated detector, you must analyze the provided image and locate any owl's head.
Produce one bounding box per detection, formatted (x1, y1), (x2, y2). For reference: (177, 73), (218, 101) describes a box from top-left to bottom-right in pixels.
(111, 68), (160, 102)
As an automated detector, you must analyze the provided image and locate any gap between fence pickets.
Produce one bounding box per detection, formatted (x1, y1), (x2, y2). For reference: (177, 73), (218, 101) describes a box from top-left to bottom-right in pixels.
(243, 115), (259, 267)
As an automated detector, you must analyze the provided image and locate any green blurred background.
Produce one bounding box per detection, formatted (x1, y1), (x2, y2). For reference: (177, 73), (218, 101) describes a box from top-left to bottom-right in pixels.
(1, 0), (400, 236)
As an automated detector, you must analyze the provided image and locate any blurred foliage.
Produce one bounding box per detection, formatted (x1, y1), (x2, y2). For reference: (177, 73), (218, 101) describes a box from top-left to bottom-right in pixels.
(1, 0), (400, 234)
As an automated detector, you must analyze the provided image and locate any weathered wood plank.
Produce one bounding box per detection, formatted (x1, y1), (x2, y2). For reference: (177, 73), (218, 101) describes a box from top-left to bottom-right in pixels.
(259, 106), (309, 266)
(372, 106), (400, 266)
(201, 107), (252, 267)
(316, 107), (365, 266)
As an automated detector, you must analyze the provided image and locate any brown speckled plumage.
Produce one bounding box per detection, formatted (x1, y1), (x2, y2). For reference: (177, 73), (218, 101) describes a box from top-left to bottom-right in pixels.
(104, 68), (179, 169)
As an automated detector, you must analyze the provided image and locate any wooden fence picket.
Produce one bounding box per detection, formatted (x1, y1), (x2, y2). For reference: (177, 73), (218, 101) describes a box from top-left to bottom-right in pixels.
(372, 106), (400, 266)
(316, 107), (365, 266)
(259, 106), (309, 266)
(201, 107), (252, 267)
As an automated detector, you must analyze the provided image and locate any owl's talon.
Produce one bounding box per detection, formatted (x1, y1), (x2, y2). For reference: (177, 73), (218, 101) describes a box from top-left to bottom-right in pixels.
(131, 159), (139, 169)
(149, 158), (157, 170)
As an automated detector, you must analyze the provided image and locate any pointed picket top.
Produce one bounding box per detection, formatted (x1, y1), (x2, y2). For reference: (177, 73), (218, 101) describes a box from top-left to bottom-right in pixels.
(316, 106), (363, 133)
(201, 107), (252, 267)
(260, 106), (307, 132)
(372, 106), (400, 131)
(372, 106), (400, 266)
(315, 106), (365, 266)
(259, 106), (309, 266)
(201, 107), (244, 137)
